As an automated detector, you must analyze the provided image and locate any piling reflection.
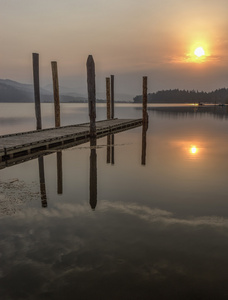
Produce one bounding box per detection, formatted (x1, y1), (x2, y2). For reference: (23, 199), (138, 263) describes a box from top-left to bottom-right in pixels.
(107, 135), (111, 164)
(111, 134), (115, 165)
(57, 151), (63, 194)
(38, 156), (47, 207)
(141, 123), (147, 165)
(90, 138), (97, 210)
(107, 134), (115, 165)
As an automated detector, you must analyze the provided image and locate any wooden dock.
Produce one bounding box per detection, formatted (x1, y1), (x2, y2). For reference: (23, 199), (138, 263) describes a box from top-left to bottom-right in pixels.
(0, 118), (142, 167)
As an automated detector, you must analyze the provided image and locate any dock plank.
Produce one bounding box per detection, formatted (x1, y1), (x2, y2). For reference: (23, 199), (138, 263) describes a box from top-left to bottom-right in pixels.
(0, 118), (142, 163)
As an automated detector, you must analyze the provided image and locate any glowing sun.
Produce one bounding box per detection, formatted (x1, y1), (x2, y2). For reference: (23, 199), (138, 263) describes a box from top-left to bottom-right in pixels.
(194, 47), (205, 57)
(190, 146), (198, 154)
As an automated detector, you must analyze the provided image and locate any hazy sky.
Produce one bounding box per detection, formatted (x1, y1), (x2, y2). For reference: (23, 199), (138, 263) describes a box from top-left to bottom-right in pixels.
(1, 0), (228, 98)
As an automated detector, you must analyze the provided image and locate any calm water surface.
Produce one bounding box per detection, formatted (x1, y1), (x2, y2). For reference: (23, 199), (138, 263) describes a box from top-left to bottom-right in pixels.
(0, 103), (228, 299)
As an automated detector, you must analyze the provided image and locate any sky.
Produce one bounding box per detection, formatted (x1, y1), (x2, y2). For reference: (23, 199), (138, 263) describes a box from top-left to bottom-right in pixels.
(1, 0), (228, 99)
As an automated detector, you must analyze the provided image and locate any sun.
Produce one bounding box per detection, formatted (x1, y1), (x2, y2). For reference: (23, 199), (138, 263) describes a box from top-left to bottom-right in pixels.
(194, 47), (205, 57)
(185, 43), (209, 63)
(190, 146), (198, 154)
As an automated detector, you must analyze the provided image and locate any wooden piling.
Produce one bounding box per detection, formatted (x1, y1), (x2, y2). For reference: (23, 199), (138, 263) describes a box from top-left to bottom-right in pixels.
(142, 76), (148, 165)
(106, 77), (111, 164)
(106, 77), (111, 120)
(111, 75), (114, 119)
(51, 61), (61, 128)
(143, 76), (148, 126)
(32, 53), (42, 130)
(87, 55), (96, 136)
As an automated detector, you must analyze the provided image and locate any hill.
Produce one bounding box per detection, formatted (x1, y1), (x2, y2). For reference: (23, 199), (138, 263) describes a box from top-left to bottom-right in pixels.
(0, 79), (87, 103)
(133, 88), (228, 104)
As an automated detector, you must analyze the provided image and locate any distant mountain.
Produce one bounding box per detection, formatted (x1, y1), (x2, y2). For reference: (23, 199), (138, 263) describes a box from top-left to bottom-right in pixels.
(43, 83), (85, 98)
(0, 79), (133, 103)
(0, 79), (34, 102)
(0, 79), (87, 103)
(96, 91), (134, 102)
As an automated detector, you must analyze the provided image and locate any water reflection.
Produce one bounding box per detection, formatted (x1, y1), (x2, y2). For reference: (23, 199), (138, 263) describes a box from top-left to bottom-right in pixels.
(1, 105), (228, 299)
(148, 104), (228, 119)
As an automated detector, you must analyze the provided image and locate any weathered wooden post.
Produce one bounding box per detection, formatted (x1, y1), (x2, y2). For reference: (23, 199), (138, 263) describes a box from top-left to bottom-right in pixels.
(106, 77), (111, 163)
(51, 61), (62, 193)
(86, 55), (96, 137)
(141, 76), (148, 165)
(51, 61), (61, 127)
(32, 53), (42, 130)
(106, 77), (111, 120)
(90, 138), (97, 210)
(143, 76), (148, 127)
(38, 156), (47, 207)
(111, 75), (114, 119)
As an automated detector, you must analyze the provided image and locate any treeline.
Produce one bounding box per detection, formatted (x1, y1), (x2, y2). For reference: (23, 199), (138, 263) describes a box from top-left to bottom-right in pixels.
(133, 88), (228, 103)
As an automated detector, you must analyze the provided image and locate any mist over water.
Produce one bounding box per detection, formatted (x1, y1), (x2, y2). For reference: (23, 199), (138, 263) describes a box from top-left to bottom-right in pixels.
(0, 103), (228, 299)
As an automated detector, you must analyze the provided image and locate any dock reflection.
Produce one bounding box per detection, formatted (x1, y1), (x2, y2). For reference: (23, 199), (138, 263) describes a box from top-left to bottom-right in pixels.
(2, 127), (144, 211)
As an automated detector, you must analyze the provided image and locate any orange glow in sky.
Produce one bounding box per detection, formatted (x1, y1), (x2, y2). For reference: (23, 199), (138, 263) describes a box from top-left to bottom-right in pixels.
(183, 40), (211, 64)
(1, 0), (228, 95)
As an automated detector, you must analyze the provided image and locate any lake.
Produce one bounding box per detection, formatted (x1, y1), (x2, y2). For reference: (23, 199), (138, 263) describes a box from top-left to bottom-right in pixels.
(0, 103), (228, 299)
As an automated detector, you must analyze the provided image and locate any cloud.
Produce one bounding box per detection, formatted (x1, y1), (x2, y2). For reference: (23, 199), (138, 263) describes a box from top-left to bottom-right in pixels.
(10, 199), (228, 230)
(100, 201), (228, 228)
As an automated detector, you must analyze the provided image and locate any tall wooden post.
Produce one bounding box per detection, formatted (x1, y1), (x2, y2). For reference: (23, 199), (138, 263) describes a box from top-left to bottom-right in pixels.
(87, 55), (96, 136)
(51, 61), (60, 128)
(32, 53), (42, 130)
(143, 76), (148, 126)
(111, 75), (114, 119)
(106, 77), (111, 120)
(142, 76), (148, 165)
(106, 77), (111, 163)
